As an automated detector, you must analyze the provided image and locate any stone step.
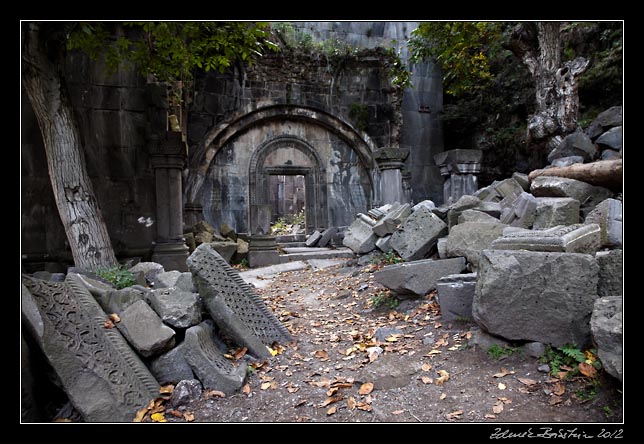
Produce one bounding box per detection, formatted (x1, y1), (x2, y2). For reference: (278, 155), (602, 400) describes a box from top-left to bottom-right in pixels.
(275, 234), (307, 243)
(278, 241), (307, 248)
(279, 248), (354, 263)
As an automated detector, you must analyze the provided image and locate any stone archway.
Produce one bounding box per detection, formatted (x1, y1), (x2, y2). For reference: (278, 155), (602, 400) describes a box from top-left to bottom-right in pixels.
(249, 135), (327, 235)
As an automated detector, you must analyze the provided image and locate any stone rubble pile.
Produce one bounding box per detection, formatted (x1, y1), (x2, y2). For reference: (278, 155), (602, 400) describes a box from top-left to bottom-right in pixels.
(342, 107), (622, 382)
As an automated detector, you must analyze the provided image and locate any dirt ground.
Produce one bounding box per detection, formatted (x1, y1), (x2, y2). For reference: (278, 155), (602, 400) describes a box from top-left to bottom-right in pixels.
(146, 258), (623, 428)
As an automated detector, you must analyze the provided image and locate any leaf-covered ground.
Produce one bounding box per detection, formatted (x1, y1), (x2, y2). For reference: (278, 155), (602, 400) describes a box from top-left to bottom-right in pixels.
(136, 259), (623, 426)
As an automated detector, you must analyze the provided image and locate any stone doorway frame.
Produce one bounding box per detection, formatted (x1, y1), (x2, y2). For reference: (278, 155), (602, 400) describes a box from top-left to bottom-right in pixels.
(249, 135), (326, 235)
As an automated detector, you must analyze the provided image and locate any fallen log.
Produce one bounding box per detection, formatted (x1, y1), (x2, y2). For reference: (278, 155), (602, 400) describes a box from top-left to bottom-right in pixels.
(528, 159), (622, 188)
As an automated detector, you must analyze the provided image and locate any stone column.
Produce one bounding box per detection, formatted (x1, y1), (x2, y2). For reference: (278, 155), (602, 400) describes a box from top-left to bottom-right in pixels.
(374, 147), (410, 205)
(150, 132), (190, 271)
(433, 149), (482, 205)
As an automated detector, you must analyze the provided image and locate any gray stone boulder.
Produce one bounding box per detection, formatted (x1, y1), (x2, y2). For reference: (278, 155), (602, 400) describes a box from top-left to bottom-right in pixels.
(585, 106), (622, 140)
(372, 203), (411, 237)
(596, 250), (623, 297)
(590, 297), (622, 382)
(305, 230), (322, 247)
(148, 287), (202, 329)
(153, 270), (182, 288)
(390, 205), (448, 261)
(584, 198), (622, 248)
(551, 156), (585, 168)
(446, 195), (482, 229)
(129, 262), (165, 284)
(375, 235), (393, 253)
(458, 209), (500, 224)
(169, 379), (203, 409)
(595, 126), (622, 151)
(210, 241), (238, 263)
(533, 197), (580, 229)
(220, 223), (238, 242)
(412, 200), (436, 212)
(547, 130), (597, 163)
(491, 224), (601, 254)
(500, 192), (537, 228)
(343, 218), (378, 254)
(94, 285), (150, 316)
(149, 343), (195, 385)
(495, 178), (525, 208)
(530, 176), (613, 216)
(374, 257), (466, 297)
(601, 149), (621, 160)
(473, 250), (599, 348)
(436, 273), (477, 321)
(317, 227), (338, 248)
(182, 322), (247, 394)
(117, 300), (176, 357)
(445, 222), (507, 268)
(512, 172), (530, 191)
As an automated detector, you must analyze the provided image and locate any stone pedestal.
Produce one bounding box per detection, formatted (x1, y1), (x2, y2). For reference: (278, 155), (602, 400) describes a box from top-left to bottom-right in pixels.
(150, 132), (189, 271)
(374, 147), (410, 205)
(434, 149), (482, 205)
(248, 235), (280, 268)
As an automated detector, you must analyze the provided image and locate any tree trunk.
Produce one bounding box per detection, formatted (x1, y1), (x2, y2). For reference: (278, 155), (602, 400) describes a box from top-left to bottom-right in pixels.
(510, 22), (589, 148)
(528, 159), (622, 188)
(22, 22), (118, 271)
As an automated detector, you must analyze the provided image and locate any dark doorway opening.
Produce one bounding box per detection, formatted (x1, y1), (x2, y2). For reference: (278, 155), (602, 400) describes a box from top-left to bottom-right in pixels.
(269, 174), (306, 227)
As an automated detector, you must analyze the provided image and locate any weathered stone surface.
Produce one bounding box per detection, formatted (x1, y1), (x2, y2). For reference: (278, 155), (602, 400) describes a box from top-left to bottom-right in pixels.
(117, 300), (176, 357)
(491, 223), (601, 254)
(467, 327), (514, 350)
(473, 183), (502, 202)
(343, 218), (378, 254)
(210, 241), (238, 263)
(446, 195), (482, 228)
(317, 226), (338, 248)
(473, 250), (599, 348)
(530, 176), (613, 214)
(236, 237), (249, 254)
(596, 250), (623, 297)
(390, 206), (448, 261)
(248, 235), (281, 268)
(596, 126), (622, 151)
(437, 237), (448, 259)
(548, 130), (597, 163)
(445, 222), (507, 268)
(355, 351), (422, 390)
(153, 270), (182, 288)
(533, 197), (580, 229)
(590, 297), (622, 382)
(169, 379), (203, 409)
(494, 178), (525, 205)
(500, 192), (537, 228)
(175, 272), (196, 293)
(305, 230), (322, 247)
(512, 172), (530, 191)
(368, 204), (393, 220)
(601, 148), (621, 160)
(412, 200), (436, 212)
(375, 234), (393, 252)
(186, 243), (293, 358)
(182, 322), (247, 394)
(129, 262), (165, 284)
(584, 198), (622, 248)
(195, 231), (214, 245)
(458, 209), (499, 224)
(523, 342), (546, 358)
(193, 220), (216, 235)
(220, 223), (237, 241)
(149, 343), (195, 385)
(357, 213), (377, 226)
(551, 156), (584, 168)
(585, 106), (622, 140)
(436, 273), (477, 321)
(94, 285), (150, 316)
(21, 275), (160, 422)
(149, 287), (202, 329)
(372, 203), (411, 237)
(374, 257), (466, 297)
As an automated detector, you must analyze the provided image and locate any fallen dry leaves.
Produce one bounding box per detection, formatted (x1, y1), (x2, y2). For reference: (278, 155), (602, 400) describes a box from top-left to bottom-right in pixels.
(359, 382), (374, 395)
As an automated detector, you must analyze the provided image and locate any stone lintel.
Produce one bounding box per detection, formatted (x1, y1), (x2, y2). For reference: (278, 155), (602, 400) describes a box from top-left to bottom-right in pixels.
(491, 223), (601, 253)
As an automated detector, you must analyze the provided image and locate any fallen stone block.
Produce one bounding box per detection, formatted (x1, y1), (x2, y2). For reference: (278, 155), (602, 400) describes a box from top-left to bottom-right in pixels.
(210, 241), (238, 263)
(149, 343), (195, 385)
(491, 223), (601, 254)
(186, 244), (293, 358)
(305, 230), (323, 247)
(495, 178), (525, 207)
(182, 322), (247, 394)
(220, 223), (238, 242)
(547, 129), (597, 163)
(412, 200), (436, 212)
(149, 287), (202, 329)
(446, 195), (482, 229)
(473, 183), (502, 202)
(153, 270), (182, 288)
(584, 198), (622, 248)
(512, 172), (530, 191)
(372, 203), (411, 237)
(390, 205), (448, 261)
(499, 192), (537, 228)
(551, 156), (584, 168)
(596, 250), (623, 297)
(473, 250), (599, 348)
(169, 379), (203, 409)
(317, 226), (338, 248)
(437, 237), (448, 259)
(590, 297), (622, 382)
(129, 262), (164, 284)
(458, 209), (500, 224)
(436, 273), (477, 321)
(368, 204), (394, 220)
(533, 197), (580, 229)
(585, 106), (622, 140)
(95, 286), (150, 317)
(596, 126), (622, 151)
(21, 275), (160, 422)
(117, 300), (176, 357)
(357, 213), (377, 226)
(374, 257), (466, 297)
(530, 176), (613, 216)
(376, 234), (393, 252)
(445, 222), (507, 268)
(343, 218), (378, 254)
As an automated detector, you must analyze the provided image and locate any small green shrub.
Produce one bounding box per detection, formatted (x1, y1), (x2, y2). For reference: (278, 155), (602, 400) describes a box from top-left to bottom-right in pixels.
(96, 265), (135, 289)
(539, 344), (601, 378)
(370, 291), (399, 310)
(487, 344), (517, 359)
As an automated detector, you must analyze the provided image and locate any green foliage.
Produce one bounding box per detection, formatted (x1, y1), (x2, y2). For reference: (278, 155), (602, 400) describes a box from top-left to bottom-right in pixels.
(486, 344), (517, 360)
(409, 22), (503, 96)
(96, 265), (135, 289)
(269, 209), (306, 235)
(386, 47), (412, 89)
(370, 291), (399, 310)
(603, 405), (614, 419)
(540, 344), (601, 378)
(348, 103), (369, 132)
(381, 251), (404, 265)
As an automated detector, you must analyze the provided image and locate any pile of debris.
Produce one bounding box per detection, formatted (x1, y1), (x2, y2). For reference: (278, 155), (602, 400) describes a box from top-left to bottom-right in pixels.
(342, 107), (623, 383)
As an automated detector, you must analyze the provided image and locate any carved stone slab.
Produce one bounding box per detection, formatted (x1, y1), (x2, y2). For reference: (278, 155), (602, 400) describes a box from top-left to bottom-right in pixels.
(491, 223), (601, 254)
(21, 274), (160, 422)
(186, 243), (293, 358)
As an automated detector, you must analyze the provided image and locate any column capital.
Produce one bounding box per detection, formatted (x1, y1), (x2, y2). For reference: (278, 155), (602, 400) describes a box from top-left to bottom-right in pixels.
(433, 149), (482, 176)
(374, 147), (409, 171)
(149, 132), (187, 169)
